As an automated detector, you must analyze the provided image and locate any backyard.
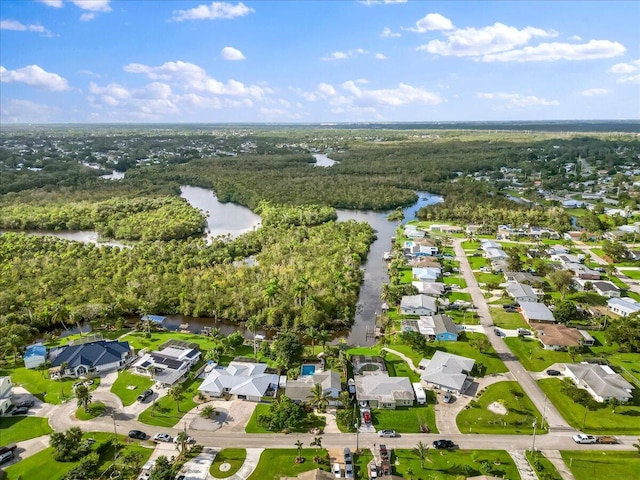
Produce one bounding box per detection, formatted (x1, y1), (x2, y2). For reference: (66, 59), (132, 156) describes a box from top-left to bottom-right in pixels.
(209, 448), (246, 478)
(456, 381), (543, 435)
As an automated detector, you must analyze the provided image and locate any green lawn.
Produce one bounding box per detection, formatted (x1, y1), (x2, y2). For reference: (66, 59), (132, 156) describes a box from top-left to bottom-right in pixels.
(503, 337), (574, 371)
(4, 432), (153, 480)
(0, 416), (52, 444)
(371, 404), (437, 434)
(209, 448), (247, 478)
(392, 448), (521, 479)
(137, 377), (203, 427)
(447, 292), (473, 303)
(538, 378), (640, 434)
(561, 451), (640, 480)
(125, 331), (216, 352)
(400, 268), (413, 284)
(475, 272), (505, 285)
(468, 255), (490, 270)
(443, 276), (467, 288)
(620, 269), (640, 279)
(75, 402), (106, 421)
(457, 381), (543, 435)
(0, 365), (79, 404)
(385, 353), (421, 382)
(435, 333), (508, 375)
(110, 370), (154, 406)
(247, 449), (328, 480)
(462, 240), (481, 250)
(489, 307), (529, 329)
(527, 451), (563, 480)
(245, 403), (325, 433)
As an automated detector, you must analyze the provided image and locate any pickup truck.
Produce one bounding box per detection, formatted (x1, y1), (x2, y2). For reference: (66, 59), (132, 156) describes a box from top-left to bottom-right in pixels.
(597, 436), (618, 444)
(0, 444), (17, 455)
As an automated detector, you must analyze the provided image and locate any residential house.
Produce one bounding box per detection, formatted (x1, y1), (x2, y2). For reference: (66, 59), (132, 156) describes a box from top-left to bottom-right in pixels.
(551, 254), (583, 265)
(533, 324), (594, 350)
(630, 250), (640, 261)
(565, 363), (634, 403)
(404, 243), (438, 258)
(400, 294), (438, 316)
(485, 248), (508, 260)
(481, 240), (502, 250)
(409, 257), (441, 269)
(430, 224), (463, 233)
(548, 246), (570, 256)
(285, 370), (341, 406)
(412, 267), (441, 282)
(419, 351), (475, 394)
(412, 281), (446, 296)
(199, 362), (279, 402)
(354, 373), (415, 409)
(504, 272), (544, 286)
(608, 297), (640, 317)
(564, 263), (601, 280)
(23, 343), (47, 369)
(433, 314), (459, 341)
(592, 281), (622, 298)
(132, 340), (201, 387)
(404, 225), (426, 239)
(0, 376), (12, 415)
(49, 340), (132, 378)
(507, 282), (538, 303)
(281, 469), (336, 480)
(519, 301), (555, 323)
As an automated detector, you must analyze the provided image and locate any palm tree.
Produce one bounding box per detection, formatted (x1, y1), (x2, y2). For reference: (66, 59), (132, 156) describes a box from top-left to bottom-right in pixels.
(75, 384), (92, 413)
(308, 383), (329, 412)
(310, 436), (322, 462)
(206, 344), (225, 364)
(318, 330), (331, 354)
(305, 326), (320, 355)
(414, 441), (429, 469)
(338, 391), (352, 409)
(294, 439), (304, 463)
(168, 384), (185, 413)
(246, 316), (261, 358)
(174, 430), (190, 455)
(200, 405), (216, 419)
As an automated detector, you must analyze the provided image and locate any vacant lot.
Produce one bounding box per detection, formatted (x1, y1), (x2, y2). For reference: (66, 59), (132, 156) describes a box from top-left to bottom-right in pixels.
(561, 451), (640, 480)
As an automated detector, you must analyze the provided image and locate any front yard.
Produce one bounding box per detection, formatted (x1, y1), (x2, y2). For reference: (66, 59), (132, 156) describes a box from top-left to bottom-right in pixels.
(110, 370), (154, 406)
(137, 377), (203, 428)
(0, 364), (91, 404)
(247, 448), (329, 480)
(490, 307), (529, 329)
(456, 381), (543, 435)
(503, 337), (574, 371)
(245, 403), (325, 434)
(0, 416), (52, 444)
(370, 404), (437, 434)
(561, 451), (640, 480)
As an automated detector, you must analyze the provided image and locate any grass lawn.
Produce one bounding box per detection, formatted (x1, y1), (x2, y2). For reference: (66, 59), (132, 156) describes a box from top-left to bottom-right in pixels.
(538, 378), (640, 434)
(620, 269), (640, 280)
(138, 377), (203, 428)
(447, 292), (473, 303)
(247, 449), (328, 480)
(125, 331), (217, 352)
(209, 448), (247, 478)
(0, 365), (80, 404)
(400, 268), (413, 284)
(475, 272), (505, 285)
(245, 403), (325, 433)
(435, 334), (508, 375)
(354, 450), (374, 478)
(443, 276), (467, 288)
(75, 402), (106, 421)
(383, 344), (420, 367)
(462, 240), (480, 250)
(371, 404), (437, 434)
(392, 448), (521, 479)
(489, 307), (529, 329)
(527, 451), (563, 480)
(503, 337), (574, 371)
(447, 309), (481, 325)
(457, 381), (543, 435)
(4, 432), (153, 480)
(385, 353), (421, 382)
(47, 329), (131, 348)
(561, 451), (640, 480)
(468, 255), (490, 270)
(0, 416), (52, 444)
(110, 370), (154, 406)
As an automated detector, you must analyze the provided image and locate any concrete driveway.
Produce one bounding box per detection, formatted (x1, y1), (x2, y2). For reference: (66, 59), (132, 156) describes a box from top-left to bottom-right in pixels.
(177, 447), (218, 480)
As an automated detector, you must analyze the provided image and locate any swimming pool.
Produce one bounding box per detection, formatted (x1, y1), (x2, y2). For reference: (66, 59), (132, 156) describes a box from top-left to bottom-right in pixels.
(301, 364), (316, 376)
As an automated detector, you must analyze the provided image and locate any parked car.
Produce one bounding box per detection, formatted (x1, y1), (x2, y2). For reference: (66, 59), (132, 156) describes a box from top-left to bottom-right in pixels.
(16, 400), (34, 408)
(128, 430), (147, 440)
(517, 329), (532, 336)
(378, 429), (397, 438)
(11, 406), (29, 416)
(345, 462), (354, 478)
(368, 461), (379, 479)
(344, 447), (352, 463)
(494, 328), (505, 337)
(153, 433), (173, 443)
(443, 392), (453, 403)
(573, 433), (597, 444)
(379, 444), (389, 461)
(0, 444), (17, 456)
(433, 439), (455, 450)
(332, 463), (341, 478)
(0, 451), (14, 465)
(546, 369), (561, 376)
(363, 411), (371, 424)
(137, 389), (153, 402)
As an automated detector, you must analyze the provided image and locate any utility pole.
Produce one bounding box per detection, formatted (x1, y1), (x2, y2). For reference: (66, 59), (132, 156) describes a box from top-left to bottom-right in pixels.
(530, 419), (537, 454)
(541, 396), (548, 430)
(354, 421), (360, 454)
(112, 410), (118, 463)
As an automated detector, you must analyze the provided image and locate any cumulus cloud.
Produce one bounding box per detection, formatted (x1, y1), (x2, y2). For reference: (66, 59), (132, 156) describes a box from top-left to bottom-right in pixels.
(417, 22), (556, 57)
(477, 92), (559, 108)
(1, 98), (60, 123)
(80, 12), (96, 21)
(123, 60), (268, 99)
(375, 53), (388, 60)
(610, 59), (640, 84)
(321, 49), (368, 61)
(221, 46), (246, 61)
(71, 0), (111, 11)
(361, 0), (407, 5)
(1, 20), (50, 34)
(0, 64), (69, 91)
(580, 88), (610, 97)
(172, 2), (254, 21)
(38, 0), (63, 7)
(405, 13), (454, 33)
(482, 39), (626, 62)
(381, 27), (400, 38)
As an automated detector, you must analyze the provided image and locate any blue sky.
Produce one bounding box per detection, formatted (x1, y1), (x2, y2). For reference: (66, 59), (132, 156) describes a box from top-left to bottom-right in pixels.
(1, 0), (639, 123)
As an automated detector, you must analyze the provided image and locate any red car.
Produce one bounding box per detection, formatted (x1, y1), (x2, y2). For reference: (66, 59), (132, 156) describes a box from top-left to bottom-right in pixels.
(363, 411), (371, 424)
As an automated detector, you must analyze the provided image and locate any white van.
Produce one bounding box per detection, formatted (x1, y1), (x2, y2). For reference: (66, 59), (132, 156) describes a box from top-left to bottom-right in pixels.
(332, 462), (342, 478)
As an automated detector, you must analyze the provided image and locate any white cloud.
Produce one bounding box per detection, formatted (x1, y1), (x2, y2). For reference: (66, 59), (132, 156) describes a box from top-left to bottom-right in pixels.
(477, 92), (559, 108)
(0, 20), (49, 34)
(482, 39), (626, 62)
(361, 0), (407, 5)
(0, 64), (69, 91)
(580, 88), (610, 97)
(321, 49), (368, 61)
(38, 0), (63, 7)
(375, 53), (387, 60)
(79, 12), (96, 21)
(610, 60), (640, 74)
(1, 98), (60, 123)
(617, 74), (640, 84)
(71, 1), (111, 12)
(172, 2), (254, 21)
(342, 81), (442, 107)
(381, 27), (400, 38)
(405, 13), (454, 33)
(417, 22), (556, 57)
(570, 35), (582, 41)
(221, 46), (246, 61)
(123, 60), (268, 99)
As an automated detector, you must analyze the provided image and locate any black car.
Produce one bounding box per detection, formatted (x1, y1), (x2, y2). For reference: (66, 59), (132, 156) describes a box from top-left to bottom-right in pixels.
(11, 406), (29, 416)
(137, 389), (153, 402)
(433, 439), (455, 450)
(546, 369), (561, 376)
(16, 400), (35, 408)
(128, 430), (147, 440)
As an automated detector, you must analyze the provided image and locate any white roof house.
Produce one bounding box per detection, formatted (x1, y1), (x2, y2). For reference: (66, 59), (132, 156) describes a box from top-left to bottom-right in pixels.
(285, 370), (341, 405)
(412, 281), (446, 296)
(412, 267), (441, 282)
(520, 301), (555, 323)
(199, 362), (278, 402)
(481, 240), (502, 250)
(420, 351), (475, 394)
(354, 373), (415, 409)
(485, 248), (508, 260)
(608, 297), (640, 317)
(400, 295), (438, 316)
(132, 343), (200, 387)
(507, 282), (538, 303)
(565, 363), (634, 402)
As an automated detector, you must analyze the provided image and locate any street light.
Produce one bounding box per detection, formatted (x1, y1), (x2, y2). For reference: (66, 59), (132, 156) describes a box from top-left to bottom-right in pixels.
(354, 421), (360, 453)
(530, 419), (537, 454)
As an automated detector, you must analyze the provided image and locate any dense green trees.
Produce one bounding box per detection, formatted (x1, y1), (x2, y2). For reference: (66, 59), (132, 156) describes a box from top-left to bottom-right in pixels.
(606, 314), (640, 353)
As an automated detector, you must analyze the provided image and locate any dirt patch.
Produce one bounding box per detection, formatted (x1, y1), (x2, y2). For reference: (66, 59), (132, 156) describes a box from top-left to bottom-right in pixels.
(487, 401), (507, 415)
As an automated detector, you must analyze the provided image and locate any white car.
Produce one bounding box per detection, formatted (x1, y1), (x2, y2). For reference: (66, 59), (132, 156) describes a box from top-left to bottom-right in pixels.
(153, 433), (173, 443)
(572, 433), (597, 444)
(332, 463), (341, 478)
